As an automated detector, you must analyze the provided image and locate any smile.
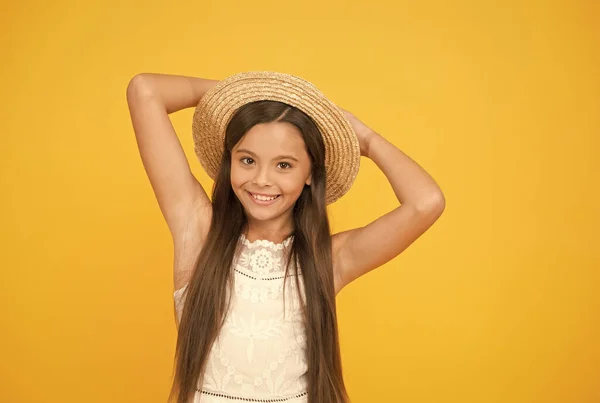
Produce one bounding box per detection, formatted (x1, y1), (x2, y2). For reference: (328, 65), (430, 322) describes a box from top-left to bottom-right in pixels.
(248, 191), (281, 204)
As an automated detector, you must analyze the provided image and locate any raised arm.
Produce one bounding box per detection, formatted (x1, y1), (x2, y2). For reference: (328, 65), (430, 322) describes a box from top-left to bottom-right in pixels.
(332, 109), (446, 294)
(126, 73), (218, 243)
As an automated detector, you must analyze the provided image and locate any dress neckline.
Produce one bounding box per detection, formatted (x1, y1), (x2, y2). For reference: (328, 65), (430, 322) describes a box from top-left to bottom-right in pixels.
(239, 233), (294, 249)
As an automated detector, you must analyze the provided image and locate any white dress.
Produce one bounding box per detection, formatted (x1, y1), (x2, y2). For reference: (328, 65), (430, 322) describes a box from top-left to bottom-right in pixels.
(173, 234), (308, 403)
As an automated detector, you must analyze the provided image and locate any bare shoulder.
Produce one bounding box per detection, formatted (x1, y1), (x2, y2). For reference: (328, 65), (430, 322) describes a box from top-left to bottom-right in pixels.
(172, 198), (213, 290)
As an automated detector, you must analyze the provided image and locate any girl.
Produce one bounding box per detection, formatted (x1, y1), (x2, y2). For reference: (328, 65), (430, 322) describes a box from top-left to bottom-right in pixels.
(126, 71), (445, 403)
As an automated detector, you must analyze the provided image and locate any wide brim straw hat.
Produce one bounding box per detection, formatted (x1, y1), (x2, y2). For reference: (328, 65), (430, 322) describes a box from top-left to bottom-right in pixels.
(191, 71), (360, 205)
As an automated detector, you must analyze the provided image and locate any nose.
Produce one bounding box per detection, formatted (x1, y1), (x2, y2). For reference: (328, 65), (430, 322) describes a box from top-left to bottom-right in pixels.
(251, 165), (271, 187)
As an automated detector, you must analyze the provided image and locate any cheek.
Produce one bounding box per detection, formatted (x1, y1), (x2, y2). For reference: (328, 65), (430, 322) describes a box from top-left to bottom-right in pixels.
(279, 173), (308, 195)
(230, 166), (248, 187)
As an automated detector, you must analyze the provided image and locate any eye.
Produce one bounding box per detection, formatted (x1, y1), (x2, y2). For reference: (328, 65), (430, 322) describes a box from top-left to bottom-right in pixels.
(240, 157), (254, 165)
(278, 162), (292, 169)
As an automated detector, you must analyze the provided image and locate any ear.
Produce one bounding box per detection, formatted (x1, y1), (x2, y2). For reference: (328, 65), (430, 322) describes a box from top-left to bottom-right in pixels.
(305, 174), (312, 186)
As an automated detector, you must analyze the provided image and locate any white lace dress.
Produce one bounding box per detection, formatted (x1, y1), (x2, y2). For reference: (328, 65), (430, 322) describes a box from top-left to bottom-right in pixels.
(173, 234), (308, 403)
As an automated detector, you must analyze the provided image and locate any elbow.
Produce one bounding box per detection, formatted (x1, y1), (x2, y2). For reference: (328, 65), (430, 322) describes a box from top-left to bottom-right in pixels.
(415, 189), (446, 218)
(126, 74), (155, 101)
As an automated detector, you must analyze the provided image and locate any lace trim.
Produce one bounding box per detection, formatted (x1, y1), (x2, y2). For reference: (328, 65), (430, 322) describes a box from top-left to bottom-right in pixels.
(197, 389), (307, 402)
(174, 283), (188, 299)
(234, 267), (301, 281)
(240, 234), (293, 250)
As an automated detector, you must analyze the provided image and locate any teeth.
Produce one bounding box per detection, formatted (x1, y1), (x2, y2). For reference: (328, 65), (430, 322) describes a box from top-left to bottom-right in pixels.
(252, 193), (278, 201)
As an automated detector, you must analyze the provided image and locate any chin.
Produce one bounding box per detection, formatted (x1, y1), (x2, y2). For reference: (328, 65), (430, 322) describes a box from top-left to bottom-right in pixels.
(244, 200), (294, 223)
(243, 202), (281, 220)
(244, 211), (275, 222)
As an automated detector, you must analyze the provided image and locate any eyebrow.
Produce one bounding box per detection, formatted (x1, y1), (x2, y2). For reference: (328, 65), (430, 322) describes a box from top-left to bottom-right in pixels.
(234, 148), (299, 162)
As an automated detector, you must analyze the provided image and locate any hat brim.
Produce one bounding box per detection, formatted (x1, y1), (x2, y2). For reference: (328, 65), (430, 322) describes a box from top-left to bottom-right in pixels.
(192, 71), (360, 205)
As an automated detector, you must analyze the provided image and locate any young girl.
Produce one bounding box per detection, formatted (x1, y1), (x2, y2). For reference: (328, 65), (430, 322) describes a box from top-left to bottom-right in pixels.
(126, 71), (445, 403)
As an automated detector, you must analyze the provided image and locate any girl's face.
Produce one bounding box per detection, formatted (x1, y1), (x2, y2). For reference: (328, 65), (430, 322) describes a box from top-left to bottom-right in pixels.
(230, 122), (312, 224)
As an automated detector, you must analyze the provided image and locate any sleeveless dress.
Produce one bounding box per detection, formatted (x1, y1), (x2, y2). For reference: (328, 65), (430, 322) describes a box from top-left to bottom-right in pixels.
(173, 234), (308, 403)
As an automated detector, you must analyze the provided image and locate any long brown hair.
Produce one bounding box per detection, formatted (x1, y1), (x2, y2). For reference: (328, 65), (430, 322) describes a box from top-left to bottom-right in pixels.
(169, 100), (348, 403)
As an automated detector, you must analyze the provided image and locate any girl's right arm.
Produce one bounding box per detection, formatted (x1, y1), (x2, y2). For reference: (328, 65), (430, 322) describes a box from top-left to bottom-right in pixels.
(126, 73), (219, 245)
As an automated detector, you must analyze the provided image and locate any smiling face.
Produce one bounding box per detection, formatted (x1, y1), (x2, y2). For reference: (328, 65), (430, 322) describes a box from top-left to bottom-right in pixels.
(230, 121), (312, 226)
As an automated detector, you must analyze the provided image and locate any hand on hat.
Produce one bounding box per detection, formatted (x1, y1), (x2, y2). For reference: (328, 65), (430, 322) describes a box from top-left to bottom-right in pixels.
(340, 108), (377, 158)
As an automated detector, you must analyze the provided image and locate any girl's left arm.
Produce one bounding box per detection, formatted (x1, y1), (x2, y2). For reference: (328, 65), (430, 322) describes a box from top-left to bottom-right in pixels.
(333, 109), (446, 293)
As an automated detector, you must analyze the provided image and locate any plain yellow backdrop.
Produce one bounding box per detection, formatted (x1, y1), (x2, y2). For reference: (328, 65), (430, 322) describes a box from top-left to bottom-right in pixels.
(1, 0), (598, 402)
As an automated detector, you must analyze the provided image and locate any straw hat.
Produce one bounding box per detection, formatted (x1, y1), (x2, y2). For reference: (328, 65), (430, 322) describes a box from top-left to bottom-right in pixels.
(191, 71), (360, 205)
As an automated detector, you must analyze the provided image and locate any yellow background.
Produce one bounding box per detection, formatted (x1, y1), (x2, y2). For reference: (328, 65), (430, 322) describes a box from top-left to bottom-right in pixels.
(1, 0), (598, 402)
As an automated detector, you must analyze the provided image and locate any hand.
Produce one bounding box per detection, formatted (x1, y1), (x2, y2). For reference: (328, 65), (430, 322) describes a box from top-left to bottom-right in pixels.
(340, 107), (377, 158)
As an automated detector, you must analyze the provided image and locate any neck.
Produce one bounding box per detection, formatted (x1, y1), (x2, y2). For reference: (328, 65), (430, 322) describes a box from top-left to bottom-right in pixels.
(243, 215), (294, 244)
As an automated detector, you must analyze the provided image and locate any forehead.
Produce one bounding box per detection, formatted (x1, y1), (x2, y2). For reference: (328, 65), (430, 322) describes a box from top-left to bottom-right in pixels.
(233, 122), (306, 156)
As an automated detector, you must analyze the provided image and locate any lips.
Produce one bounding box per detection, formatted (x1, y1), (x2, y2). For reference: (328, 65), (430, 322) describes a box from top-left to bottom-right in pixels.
(247, 191), (281, 204)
